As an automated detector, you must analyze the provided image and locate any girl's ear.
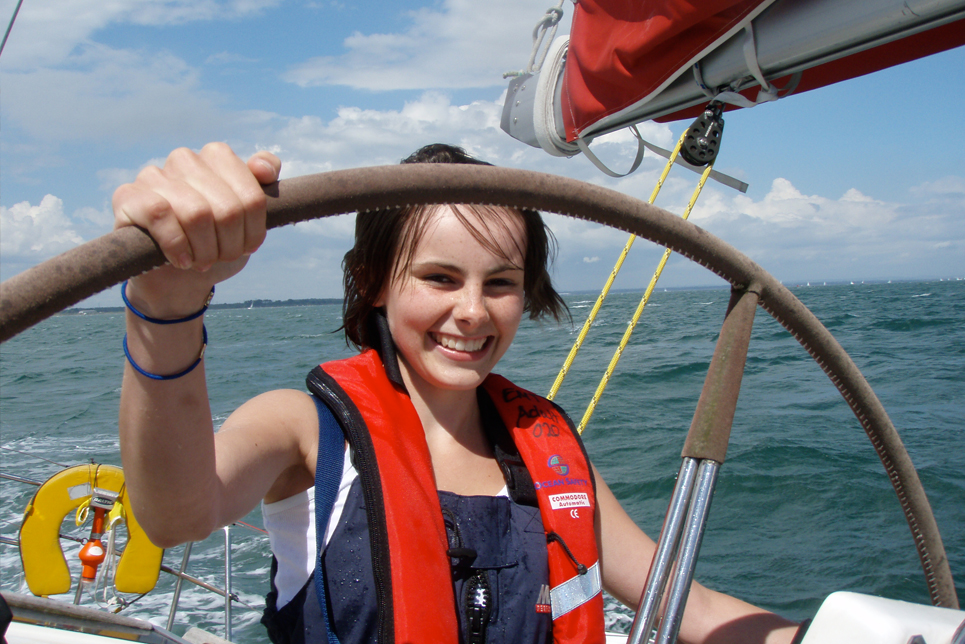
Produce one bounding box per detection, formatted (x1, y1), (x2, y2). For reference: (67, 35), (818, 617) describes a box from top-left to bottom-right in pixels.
(374, 267), (396, 307)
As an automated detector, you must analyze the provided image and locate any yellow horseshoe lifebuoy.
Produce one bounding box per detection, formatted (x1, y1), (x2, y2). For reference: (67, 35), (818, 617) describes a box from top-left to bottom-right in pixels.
(19, 463), (163, 596)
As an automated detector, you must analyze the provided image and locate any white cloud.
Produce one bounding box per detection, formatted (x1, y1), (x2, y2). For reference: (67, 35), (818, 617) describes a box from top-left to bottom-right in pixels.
(0, 195), (84, 258)
(678, 176), (965, 282)
(282, 0), (571, 90)
(1, 0), (284, 158)
(910, 176), (965, 197)
(1, 0), (281, 70)
(266, 90), (675, 185)
(74, 206), (115, 230)
(262, 91), (550, 181)
(684, 178), (892, 238)
(2, 43), (265, 144)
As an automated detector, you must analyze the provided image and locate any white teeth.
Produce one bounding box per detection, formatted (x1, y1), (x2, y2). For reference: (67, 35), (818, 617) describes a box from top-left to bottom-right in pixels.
(433, 333), (486, 352)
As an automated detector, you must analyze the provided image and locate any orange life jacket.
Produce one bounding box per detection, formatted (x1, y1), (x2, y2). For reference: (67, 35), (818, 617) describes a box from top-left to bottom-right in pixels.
(308, 349), (605, 644)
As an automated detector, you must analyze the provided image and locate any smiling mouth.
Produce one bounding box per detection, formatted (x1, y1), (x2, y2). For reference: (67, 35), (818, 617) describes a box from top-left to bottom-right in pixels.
(430, 332), (490, 353)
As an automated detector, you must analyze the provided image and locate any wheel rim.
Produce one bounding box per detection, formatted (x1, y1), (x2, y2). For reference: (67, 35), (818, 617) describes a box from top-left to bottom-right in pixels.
(0, 163), (957, 608)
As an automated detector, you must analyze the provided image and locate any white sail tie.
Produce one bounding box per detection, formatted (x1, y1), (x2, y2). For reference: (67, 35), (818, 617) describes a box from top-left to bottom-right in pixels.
(693, 22), (801, 109)
(575, 126), (646, 178)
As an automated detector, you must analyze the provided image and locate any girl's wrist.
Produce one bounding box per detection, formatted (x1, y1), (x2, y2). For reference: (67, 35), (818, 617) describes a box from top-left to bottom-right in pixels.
(124, 325), (207, 380)
(123, 314), (207, 381)
(123, 278), (215, 322)
(123, 280), (214, 324)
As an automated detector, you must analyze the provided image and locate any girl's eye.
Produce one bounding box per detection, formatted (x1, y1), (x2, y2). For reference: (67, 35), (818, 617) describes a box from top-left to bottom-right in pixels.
(424, 274), (453, 284)
(488, 277), (518, 288)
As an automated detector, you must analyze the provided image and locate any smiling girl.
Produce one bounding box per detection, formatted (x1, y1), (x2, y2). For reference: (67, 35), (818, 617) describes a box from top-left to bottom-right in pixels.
(115, 142), (800, 644)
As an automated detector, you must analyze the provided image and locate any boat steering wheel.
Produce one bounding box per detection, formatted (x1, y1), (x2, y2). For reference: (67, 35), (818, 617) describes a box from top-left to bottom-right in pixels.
(0, 163), (957, 610)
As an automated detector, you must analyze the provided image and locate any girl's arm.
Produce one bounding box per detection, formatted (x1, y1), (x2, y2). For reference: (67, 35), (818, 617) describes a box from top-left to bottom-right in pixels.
(594, 465), (799, 644)
(116, 144), (316, 547)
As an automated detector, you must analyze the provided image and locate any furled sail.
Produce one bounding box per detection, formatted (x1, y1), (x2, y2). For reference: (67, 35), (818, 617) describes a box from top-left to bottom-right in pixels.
(502, 0), (965, 163)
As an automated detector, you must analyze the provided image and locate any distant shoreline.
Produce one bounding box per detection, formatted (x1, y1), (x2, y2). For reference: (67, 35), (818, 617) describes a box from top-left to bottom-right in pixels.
(59, 298), (344, 315)
(57, 278), (962, 315)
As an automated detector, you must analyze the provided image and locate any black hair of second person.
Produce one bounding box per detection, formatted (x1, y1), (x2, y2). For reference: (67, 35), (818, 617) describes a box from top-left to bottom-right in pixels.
(340, 143), (569, 351)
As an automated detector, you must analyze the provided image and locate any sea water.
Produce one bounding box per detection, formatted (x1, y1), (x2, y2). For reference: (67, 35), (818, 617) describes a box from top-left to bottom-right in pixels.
(1, 280), (963, 640)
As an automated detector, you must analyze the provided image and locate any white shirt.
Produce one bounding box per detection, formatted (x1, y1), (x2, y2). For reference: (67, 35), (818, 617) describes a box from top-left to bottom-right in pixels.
(261, 447), (356, 608)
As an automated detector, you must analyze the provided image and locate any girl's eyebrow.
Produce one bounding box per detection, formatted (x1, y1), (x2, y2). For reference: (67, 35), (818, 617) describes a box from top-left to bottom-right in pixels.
(412, 260), (523, 275)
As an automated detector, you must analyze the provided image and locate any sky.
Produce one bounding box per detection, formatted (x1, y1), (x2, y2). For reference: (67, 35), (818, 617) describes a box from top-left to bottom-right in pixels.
(1, 0), (963, 307)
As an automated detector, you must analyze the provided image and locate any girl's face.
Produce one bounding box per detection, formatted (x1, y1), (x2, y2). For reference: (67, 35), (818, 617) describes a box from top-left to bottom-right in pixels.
(379, 206), (526, 394)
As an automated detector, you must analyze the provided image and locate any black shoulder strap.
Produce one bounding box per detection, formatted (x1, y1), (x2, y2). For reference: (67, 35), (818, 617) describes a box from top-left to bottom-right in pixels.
(478, 388), (538, 507)
(312, 395), (345, 644)
(307, 365), (394, 644)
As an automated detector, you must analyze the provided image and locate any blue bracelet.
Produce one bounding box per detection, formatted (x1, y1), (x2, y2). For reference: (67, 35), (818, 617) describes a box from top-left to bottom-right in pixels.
(123, 325), (207, 380)
(122, 281), (214, 324)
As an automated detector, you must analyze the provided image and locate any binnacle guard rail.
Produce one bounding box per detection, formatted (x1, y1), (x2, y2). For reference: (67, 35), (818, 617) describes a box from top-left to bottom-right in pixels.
(0, 163), (958, 609)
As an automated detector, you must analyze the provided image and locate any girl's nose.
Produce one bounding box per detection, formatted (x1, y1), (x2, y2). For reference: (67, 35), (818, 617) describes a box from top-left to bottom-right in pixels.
(453, 285), (490, 326)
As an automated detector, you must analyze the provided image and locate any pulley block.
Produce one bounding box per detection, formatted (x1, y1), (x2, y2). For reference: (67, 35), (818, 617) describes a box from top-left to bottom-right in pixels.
(680, 102), (725, 167)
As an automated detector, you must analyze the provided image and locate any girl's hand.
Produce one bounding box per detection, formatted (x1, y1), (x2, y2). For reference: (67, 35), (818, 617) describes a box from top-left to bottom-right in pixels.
(112, 142), (281, 317)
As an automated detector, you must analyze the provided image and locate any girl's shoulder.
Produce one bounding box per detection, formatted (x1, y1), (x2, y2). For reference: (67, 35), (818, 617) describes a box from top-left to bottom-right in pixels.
(221, 389), (321, 466)
(233, 388), (319, 425)
(224, 389), (322, 505)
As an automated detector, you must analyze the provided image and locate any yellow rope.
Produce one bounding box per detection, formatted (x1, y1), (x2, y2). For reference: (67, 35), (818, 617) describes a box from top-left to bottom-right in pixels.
(546, 132), (687, 401)
(575, 161), (715, 434)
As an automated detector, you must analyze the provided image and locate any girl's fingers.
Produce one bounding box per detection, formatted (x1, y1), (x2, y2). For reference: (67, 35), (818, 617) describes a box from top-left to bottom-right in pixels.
(167, 181), (223, 272)
(176, 144), (279, 264)
(167, 145), (249, 270)
(113, 144), (276, 271)
(118, 158), (225, 271)
(112, 171), (197, 270)
(248, 151), (282, 185)
(243, 151), (282, 253)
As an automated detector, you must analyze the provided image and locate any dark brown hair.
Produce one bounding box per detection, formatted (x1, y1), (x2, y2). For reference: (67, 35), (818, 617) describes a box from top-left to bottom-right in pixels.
(341, 144), (568, 350)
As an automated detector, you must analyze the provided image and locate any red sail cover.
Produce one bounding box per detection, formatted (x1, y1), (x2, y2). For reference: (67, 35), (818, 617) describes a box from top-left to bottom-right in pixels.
(561, 0), (767, 141)
(561, 0), (965, 140)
